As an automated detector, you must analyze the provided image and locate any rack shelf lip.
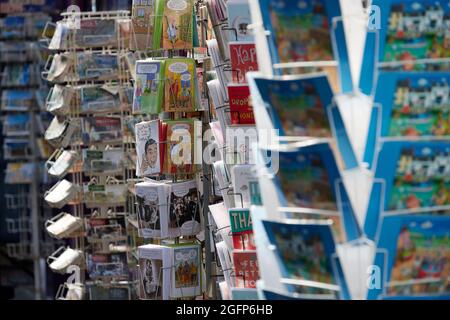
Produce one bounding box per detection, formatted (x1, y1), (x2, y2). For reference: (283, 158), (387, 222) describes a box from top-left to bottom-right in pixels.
(126, 217), (139, 230)
(86, 236), (128, 243)
(60, 10), (130, 19)
(2, 132), (33, 137)
(1, 108), (41, 112)
(3, 156), (34, 161)
(130, 250), (139, 261)
(5, 181), (33, 186)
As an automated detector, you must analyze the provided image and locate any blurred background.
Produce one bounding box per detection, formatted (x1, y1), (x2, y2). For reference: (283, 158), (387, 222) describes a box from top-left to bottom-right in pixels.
(0, 0), (132, 300)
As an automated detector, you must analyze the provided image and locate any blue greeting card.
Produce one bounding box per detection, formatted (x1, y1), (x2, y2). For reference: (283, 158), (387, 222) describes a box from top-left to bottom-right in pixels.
(5, 114), (30, 135)
(368, 214), (450, 300)
(249, 73), (358, 169)
(365, 141), (450, 239)
(258, 0), (353, 92)
(364, 72), (450, 168)
(267, 142), (360, 241)
(1, 16), (25, 38)
(1, 90), (34, 111)
(360, 0), (450, 95)
(263, 219), (350, 299)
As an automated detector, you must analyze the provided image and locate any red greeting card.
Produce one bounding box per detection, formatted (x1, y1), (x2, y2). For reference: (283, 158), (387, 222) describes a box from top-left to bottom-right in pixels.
(233, 251), (259, 289)
(229, 42), (258, 84)
(228, 84), (255, 125)
(232, 232), (256, 251)
(165, 120), (197, 175)
(159, 121), (167, 172)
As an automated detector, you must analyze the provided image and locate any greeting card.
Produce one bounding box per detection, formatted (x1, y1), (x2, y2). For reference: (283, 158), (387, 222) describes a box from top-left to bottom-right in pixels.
(263, 219), (349, 298)
(131, 0), (157, 50)
(368, 214), (450, 300)
(170, 243), (202, 298)
(164, 58), (197, 112)
(82, 117), (122, 145)
(82, 149), (124, 175)
(83, 183), (128, 208)
(74, 19), (118, 48)
(168, 180), (201, 237)
(229, 208), (256, 250)
(257, 0), (352, 91)
(76, 53), (119, 82)
(364, 72), (450, 167)
(135, 181), (170, 238)
(85, 216), (127, 242)
(360, 0), (450, 95)
(154, 0), (194, 50)
(165, 119), (201, 174)
(80, 85), (120, 114)
(233, 250), (259, 288)
(135, 120), (163, 176)
(138, 244), (172, 300)
(87, 253), (129, 279)
(227, 0), (253, 42)
(248, 72), (358, 169)
(262, 142), (360, 241)
(1, 90), (34, 111)
(228, 84), (255, 125)
(229, 42), (258, 84)
(133, 59), (165, 114)
(231, 164), (258, 208)
(365, 141), (450, 239)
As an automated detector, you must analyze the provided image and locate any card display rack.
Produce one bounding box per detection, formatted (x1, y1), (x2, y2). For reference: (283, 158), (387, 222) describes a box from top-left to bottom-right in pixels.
(126, 0), (216, 300)
(0, 10), (60, 300)
(42, 9), (139, 300)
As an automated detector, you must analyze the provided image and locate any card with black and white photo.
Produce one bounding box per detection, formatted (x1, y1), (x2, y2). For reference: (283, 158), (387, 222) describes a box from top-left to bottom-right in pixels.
(168, 180), (201, 238)
(135, 180), (170, 239)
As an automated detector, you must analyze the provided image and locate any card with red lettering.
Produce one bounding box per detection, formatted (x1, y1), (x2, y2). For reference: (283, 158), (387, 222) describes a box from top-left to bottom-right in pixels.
(228, 84), (255, 125)
(229, 42), (258, 84)
(232, 250), (259, 288)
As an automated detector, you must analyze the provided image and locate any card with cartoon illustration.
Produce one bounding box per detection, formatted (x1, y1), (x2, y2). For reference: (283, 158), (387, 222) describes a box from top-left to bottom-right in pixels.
(369, 214), (450, 299)
(365, 141), (450, 239)
(364, 73), (450, 168)
(170, 243), (202, 298)
(263, 142), (360, 241)
(164, 58), (196, 112)
(263, 219), (349, 299)
(154, 0), (194, 50)
(257, 0), (352, 91)
(135, 120), (162, 176)
(133, 60), (165, 114)
(165, 119), (201, 174)
(360, 0), (450, 95)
